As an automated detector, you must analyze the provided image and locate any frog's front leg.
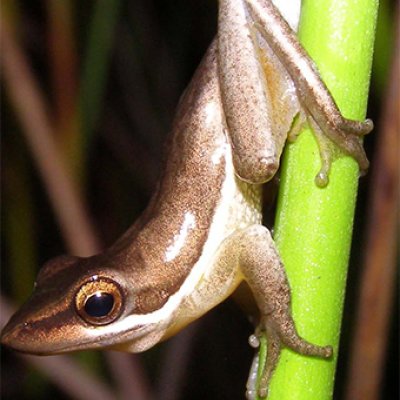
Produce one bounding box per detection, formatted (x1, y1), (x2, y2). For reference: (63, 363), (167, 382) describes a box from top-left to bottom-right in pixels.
(227, 226), (332, 398)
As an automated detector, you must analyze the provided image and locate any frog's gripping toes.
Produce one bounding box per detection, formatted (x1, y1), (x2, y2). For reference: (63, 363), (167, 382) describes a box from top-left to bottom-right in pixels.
(221, 225), (333, 398)
(247, 331), (333, 399)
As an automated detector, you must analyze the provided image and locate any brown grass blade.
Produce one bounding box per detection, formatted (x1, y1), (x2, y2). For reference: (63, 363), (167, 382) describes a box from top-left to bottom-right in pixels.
(1, 13), (151, 400)
(1, 15), (99, 257)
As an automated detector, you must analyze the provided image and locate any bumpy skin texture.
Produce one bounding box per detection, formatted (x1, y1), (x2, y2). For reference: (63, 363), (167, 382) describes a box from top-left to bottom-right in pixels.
(2, 0), (371, 398)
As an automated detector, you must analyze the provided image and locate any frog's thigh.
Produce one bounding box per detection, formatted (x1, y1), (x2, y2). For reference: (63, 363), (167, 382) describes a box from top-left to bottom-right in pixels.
(218, 0), (285, 184)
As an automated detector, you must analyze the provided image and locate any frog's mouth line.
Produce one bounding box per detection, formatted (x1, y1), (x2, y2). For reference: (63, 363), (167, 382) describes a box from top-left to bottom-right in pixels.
(1, 318), (153, 355)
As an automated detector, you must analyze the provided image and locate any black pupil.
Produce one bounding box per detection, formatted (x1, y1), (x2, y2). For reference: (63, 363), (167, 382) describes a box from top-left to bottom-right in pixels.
(84, 292), (114, 318)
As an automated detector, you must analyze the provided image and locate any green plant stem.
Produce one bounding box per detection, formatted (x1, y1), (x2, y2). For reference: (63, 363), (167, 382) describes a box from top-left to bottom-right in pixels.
(258, 0), (378, 399)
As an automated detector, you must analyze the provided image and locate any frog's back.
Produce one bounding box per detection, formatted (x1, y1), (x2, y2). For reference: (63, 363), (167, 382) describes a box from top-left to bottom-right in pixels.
(106, 42), (262, 323)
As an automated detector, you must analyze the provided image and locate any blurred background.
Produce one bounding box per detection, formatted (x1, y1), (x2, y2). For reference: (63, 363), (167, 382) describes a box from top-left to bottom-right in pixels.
(1, 1), (398, 399)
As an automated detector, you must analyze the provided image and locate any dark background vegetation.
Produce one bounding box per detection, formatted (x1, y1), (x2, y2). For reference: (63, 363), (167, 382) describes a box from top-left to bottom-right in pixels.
(1, 1), (398, 399)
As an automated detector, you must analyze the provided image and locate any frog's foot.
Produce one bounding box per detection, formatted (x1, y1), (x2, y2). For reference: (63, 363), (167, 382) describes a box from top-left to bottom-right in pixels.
(287, 111), (372, 187)
(308, 115), (373, 187)
(247, 317), (333, 399)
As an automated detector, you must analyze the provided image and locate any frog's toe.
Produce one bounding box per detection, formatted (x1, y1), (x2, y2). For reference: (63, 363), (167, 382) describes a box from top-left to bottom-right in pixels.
(248, 324), (281, 399)
(247, 314), (333, 398)
(307, 116), (370, 186)
(338, 117), (374, 137)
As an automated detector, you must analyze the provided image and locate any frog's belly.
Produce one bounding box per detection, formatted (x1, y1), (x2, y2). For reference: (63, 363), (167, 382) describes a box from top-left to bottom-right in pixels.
(164, 150), (262, 337)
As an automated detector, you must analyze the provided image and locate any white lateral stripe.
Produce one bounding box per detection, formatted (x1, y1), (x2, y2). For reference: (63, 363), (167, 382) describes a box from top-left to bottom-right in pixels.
(91, 139), (239, 337)
(165, 211), (196, 262)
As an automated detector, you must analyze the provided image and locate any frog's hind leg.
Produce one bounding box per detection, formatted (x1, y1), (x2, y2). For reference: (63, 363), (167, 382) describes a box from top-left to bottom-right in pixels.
(218, 0), (301, 184)
(246, 0), (373, 180)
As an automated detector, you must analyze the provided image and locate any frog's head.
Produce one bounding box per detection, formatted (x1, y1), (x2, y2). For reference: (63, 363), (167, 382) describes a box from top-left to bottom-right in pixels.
(1, 253), (171, 355)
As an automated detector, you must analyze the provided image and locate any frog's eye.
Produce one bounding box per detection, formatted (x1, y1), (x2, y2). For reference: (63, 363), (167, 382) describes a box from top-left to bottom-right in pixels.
(75, 277), (123, 325)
